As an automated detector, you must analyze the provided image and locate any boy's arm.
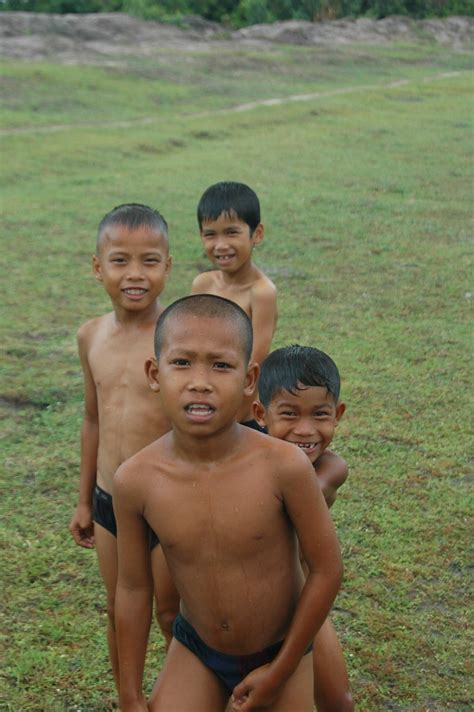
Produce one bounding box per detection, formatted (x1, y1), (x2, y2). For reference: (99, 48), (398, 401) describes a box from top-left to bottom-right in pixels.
(315, 450), (349, 509)
(69, 325), (99, 549)
(114, 463), (154, 712)
(249, 281), (277, 365)
(232, 448), (343, 710)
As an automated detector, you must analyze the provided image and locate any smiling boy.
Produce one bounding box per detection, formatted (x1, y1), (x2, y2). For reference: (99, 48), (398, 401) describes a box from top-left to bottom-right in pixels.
(113, 295), (343, 712)
(69, 204), (178, 695)
(254, 345), (353, 711)
(192, 182), (277, 424)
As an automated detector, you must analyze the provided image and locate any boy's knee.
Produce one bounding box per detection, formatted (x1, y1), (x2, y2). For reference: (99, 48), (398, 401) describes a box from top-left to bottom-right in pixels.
(105, 597), (116, 628)
(315, 690), (354, 712)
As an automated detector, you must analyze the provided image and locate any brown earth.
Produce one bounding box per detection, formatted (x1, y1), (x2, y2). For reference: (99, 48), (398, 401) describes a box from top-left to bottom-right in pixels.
(0, 12), (472, 65)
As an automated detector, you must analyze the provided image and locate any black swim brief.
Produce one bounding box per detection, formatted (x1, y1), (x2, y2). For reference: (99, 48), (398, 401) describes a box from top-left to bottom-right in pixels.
(92, 484), (159, 549)
(173, 613), (311, 693)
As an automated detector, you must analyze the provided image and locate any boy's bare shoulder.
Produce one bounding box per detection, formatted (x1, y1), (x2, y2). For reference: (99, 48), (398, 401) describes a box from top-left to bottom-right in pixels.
(315, 450), (349, 485)
(192, 270), (218, 292)
(250, 269), (277, 300)
(247, 427), (312, 479)
(114, 434), (169, 486)
(77, 312), (113, 347)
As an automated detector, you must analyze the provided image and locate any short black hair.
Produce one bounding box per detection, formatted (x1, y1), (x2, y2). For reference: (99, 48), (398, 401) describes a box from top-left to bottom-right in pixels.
(259, 345), (341, 406)
(197, 182), (261, 233)
(97, 203), (168, 253)
(154, 294), (253, 365)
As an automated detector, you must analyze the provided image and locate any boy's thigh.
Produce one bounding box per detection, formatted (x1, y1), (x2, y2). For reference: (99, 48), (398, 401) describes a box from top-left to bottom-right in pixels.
(94, 523), (118, 597)
(313, 617), (351, 704)
(149, 638), (229, 712)
(249, 652), (312, 712)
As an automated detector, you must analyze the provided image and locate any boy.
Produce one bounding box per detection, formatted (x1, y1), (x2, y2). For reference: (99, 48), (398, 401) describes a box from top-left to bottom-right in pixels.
(254, 344), (354, 712)
(68, 203), (179, 694)
(113, 294), (343, 712)
(191, 181), (277, 425)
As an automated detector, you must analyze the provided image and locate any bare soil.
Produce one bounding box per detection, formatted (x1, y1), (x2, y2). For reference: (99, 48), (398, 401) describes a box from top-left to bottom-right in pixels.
(1, 12), (472, 65)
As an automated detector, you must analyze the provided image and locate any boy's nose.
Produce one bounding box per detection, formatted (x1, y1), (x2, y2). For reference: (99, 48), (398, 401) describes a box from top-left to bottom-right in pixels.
(292, 419), (315, 436)
(126, 261), (145, 280)
(188, 368), (212, 392)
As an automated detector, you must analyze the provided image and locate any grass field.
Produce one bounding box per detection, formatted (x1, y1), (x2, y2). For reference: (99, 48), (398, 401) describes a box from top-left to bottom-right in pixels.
(1, 31), (473, 711)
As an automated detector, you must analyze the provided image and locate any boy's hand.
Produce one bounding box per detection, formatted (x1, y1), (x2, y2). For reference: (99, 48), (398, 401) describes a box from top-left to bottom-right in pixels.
(69, 504), (95, 548)
(229, 664), (282, 711)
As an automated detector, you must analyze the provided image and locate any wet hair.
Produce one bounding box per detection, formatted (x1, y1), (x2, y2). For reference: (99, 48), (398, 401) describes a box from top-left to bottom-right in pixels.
(154, 294), (253, 364)
(96, 203), (168, 253)
(197, 182), (261, 233)
(259, 345), (341, 407)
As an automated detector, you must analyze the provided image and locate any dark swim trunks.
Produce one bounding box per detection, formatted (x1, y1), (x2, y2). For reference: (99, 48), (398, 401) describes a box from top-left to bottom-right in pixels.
(92, 484), (159, 549)
(173, 613), (311, 693)
(241, 419), (267, 433)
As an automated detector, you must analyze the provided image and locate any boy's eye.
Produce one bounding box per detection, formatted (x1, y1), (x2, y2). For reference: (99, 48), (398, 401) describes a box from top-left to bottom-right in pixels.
(111, 257), (126, 264)
(314, 411), (330, 418)
(171, 359), (189, 366)
(280, 410), (296, 417)
(145, 258), (160, 264)
(214, 362), (231, 370)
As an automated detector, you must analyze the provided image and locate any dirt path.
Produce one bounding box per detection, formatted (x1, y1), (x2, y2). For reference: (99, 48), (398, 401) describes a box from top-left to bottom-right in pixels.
(0, 69), (466, 137)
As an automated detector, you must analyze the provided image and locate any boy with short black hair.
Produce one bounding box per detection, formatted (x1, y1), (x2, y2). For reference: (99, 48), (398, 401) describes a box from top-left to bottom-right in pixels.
(69, 203), (179, 695)
(254, 344), (354, 712)
(113, 295), (343, 712)
(192, 181), (277, 424)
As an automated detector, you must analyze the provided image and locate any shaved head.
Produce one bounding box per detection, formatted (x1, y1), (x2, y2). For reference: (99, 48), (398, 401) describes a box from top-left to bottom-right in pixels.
(155, 295), (253, 364)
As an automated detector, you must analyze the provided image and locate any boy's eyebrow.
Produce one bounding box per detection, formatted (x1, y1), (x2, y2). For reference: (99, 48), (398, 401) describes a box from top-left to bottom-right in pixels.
(166, 347), (238, 360)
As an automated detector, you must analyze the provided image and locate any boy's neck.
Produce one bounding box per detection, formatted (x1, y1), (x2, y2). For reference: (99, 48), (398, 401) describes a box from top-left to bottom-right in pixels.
(170, 421), (243, 464)
(112, 300), (163, 327)
(219, 259), (257, 285)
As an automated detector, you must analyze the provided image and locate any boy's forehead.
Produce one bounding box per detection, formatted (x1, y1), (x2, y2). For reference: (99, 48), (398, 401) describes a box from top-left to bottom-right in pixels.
(201, 210), (248, 228)
(98, 223), (168, 253)
(271, 385), (336, 406)
(160, 313), (246, 355)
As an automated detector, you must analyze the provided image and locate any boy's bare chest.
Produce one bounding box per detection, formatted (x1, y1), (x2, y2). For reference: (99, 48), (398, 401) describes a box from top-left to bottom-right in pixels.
(89, 331), (154, 396)
(146, 466), (285, 560)
(207, 276), (253, 317)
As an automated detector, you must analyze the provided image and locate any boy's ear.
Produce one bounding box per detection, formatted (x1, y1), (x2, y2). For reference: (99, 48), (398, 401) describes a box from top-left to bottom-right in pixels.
(164, 254), (172, 276)
(243, 362), (259, 398)
(145, 357), (160, 392)
(335, 401), (346, 424)
(251, 223), (264, 246)
(92, 255), (103, 282)
(253, 400), (267, 429)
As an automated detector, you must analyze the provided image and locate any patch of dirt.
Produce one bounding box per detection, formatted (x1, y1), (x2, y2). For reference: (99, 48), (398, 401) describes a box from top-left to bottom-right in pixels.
(0, 12), (472, 64)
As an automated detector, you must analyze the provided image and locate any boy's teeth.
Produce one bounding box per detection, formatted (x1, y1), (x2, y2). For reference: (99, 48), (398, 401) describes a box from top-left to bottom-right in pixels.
(297, 443), (316, 449)
(125, 288), (146, 294)
(188, 404), (213, 414)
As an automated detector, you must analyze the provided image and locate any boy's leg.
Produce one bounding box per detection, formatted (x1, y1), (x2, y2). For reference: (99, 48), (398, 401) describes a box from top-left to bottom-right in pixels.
(313, 618), (354, 712)
(149, 638), (228, 712)
(94, 524), (120, 693)
(151, 544), (180, 647)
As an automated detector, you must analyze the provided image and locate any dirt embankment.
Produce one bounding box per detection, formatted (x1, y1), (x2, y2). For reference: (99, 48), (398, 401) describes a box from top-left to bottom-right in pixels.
(0, 12), (472, 64)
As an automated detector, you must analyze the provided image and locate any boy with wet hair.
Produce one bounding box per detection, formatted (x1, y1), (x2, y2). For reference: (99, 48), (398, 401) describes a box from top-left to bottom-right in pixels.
(114, 294), (343, 712)
(254, 344), (354, 712)
(69, 203), (179, 695)
(192, 181), (277, 425)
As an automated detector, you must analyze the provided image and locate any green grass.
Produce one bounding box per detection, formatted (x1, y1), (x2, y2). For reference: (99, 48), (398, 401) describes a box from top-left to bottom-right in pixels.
(1, 35), (473, 710)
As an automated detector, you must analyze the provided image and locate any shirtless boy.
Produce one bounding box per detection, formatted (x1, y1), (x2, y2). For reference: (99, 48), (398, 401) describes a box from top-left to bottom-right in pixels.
(69, 203), (178, 693)
(113, 294), (343, 712)
(192, 181), (277, 424)
(254, 344), (354, 712)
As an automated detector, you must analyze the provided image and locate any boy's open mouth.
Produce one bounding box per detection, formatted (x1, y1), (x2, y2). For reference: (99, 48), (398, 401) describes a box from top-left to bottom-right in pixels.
(122, 288), (147, 296)
(185, 403), (215, 416)
(294, 442), (318, 450)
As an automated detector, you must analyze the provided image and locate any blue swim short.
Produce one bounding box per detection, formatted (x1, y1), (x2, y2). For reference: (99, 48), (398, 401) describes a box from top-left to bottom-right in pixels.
(173, 613), (311, 693)
(92, 484), (159, 549)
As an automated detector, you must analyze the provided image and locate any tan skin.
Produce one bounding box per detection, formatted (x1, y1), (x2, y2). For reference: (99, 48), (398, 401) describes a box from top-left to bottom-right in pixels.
(255, 386), (354, 712)
(192, 212), (277, 421)
(113, 313), (343, 712)
(68, 223), (179, 693)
